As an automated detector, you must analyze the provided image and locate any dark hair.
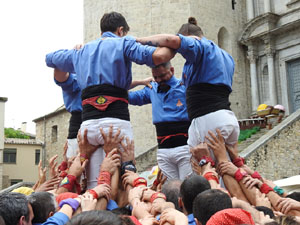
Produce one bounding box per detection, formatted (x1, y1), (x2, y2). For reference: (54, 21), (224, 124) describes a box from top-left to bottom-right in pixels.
(193, 189), (232, 225)
(154, 61), (172, 69)
(27, 192), (56, 223)
(255, 206), (275, 219)
(274, 215), (300, 225)
(286, 192), (300, 202)
(111, 206), (132, 216)
(177, 17), (203, 37)
(66, 210), (123, 225)
(100, 12), (130, 34)
(0, 192), (30, 225)
(180, 174), (211, 214)
(161, 179), (182, 211)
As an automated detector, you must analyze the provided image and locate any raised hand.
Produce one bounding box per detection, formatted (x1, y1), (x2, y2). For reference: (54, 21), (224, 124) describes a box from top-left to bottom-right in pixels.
(68, 154), (88, 178)
(79, 194), (97, 211)
(100, 125), (124, 154)
(205, 129), (227, 162)
(48, 155), (58, 178)
(120, 137), (135, 163)
(190, 142), (210, 162)
(77, 129), (98, 158)
(100, 148), (121, 175)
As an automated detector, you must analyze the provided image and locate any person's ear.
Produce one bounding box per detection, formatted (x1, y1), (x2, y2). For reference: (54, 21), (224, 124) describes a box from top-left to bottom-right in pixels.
(117, 26), (125, 37)
(18, 216), (25, 225)
(178, 197), (183, 209)
(194, 218), (202, 225)
(170, 67), (174, 74)
(48, 211), (54, 218)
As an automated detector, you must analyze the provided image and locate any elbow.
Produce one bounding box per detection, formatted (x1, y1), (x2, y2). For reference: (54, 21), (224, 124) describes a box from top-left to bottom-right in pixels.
(165, 35), (180, 49)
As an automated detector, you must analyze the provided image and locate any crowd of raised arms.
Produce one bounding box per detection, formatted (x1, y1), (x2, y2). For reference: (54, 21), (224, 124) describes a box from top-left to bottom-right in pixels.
(1, 11), (299, 225)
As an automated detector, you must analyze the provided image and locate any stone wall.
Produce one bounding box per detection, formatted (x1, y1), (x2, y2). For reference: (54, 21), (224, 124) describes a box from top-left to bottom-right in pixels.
(35, 109), (71, 167)
(241, 109), (300, 180)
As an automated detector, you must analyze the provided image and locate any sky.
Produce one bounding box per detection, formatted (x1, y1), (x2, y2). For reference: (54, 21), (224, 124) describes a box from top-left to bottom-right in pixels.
(0, 0), (83, 134)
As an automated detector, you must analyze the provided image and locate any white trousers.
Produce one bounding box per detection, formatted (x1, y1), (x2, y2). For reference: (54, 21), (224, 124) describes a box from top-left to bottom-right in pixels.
(157, 145), (192, 180)
(80, 117), (133, 189)
(66, 138), (79, 159)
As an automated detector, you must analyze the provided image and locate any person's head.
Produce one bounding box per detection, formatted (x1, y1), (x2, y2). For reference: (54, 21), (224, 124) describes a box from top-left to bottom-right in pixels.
(193, 189), (232, 225)
(111, 206), (132, 216)
(0, 192), (34, 225)
(179, 174), (211, 215)
(66, 210), (123, 225)
(255, 206), (275, 219)
(151, 61), (174, 84)
(177, 17), (203, 37)
(27, 192), (56, 223)
(100, 12), (130, 37)
(273, 215), (300, 225)
(286, 192), (300, 202)
(161, 179), (183, 211)
(206, 208), (255, 225)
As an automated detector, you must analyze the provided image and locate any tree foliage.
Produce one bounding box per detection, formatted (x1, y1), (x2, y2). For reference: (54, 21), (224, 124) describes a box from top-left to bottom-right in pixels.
(4, 128), (30, 139)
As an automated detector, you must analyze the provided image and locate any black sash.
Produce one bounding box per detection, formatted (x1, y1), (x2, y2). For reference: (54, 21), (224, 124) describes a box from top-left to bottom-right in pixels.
(186, 83), (231, 120)
(68, 111), (82, 139)
(81, 84), (129, 122)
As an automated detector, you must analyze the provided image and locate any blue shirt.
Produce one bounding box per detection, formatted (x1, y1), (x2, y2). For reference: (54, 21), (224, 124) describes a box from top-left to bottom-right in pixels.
(42, 212), (69, 225)
(46, 32), (156, 91)
(129, 76), (189, 124)
(54, 73), (82, 113)
(177, 34), (234, 91)
(188, 213), (197, 225)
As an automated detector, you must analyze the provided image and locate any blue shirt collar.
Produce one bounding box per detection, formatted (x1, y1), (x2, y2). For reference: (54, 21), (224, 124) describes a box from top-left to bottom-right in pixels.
(165, 75), (177, 86)
(101, 31), (119, 38)
(188, 213), (196, 225)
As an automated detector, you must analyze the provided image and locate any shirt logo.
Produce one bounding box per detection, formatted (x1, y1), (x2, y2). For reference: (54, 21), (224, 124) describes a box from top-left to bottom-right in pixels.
(96, 96), (107, 105)
(60, 177), (69, 186)
(176, 99), (183, 107)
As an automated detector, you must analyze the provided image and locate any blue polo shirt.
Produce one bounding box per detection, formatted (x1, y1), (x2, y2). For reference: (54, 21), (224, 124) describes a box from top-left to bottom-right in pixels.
(46, 32), (156, 91)
(188, 213), (197, 225)
(54, 73), (82, 113)
(129, 76), (189, 124)
(42, 212), (69, 225)
(176, 34), (234, 91)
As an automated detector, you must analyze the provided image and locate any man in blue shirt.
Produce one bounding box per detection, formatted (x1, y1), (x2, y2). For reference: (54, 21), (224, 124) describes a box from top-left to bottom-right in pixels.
(45, 12), (175, 188)
(129, 61), (192, 180)
(136, 17), (239, 165)
(54, 71), (82, 158)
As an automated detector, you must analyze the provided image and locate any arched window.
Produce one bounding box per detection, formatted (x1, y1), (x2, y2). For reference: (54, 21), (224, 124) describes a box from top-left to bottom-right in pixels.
(217, 27), (231, 53)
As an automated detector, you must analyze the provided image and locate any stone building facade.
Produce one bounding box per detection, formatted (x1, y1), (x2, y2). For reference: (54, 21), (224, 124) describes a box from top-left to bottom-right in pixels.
(33, 106), (70, 166)
(241, 0), (300, 114)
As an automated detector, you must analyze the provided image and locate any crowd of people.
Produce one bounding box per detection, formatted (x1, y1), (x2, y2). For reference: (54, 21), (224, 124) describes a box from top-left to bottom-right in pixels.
(0, 11), (300, 225)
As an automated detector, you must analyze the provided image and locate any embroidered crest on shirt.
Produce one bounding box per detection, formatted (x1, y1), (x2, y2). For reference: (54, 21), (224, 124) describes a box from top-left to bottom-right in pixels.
(176, 99), (183, 107)
(96, 96), (107, 104)
(60, 177), (69, 186)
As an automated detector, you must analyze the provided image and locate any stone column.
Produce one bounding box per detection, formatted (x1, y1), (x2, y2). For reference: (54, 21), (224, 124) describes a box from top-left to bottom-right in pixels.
(0, 97), (8, 189)
(246, 0), (254, 20)
(264, 38), (277, 106)
(248, 50), (259, 111)
(264, 0), (271, 13)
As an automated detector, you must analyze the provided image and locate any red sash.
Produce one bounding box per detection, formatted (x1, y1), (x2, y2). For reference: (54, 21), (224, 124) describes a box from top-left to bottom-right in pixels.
(82, 95), (128, 111)
(157, 133), (188, 144)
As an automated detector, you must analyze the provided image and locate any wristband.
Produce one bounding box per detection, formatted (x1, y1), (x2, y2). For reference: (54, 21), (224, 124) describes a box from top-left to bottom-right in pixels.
(58, 198), (80, 212)
(153, 179), (159, 187)
(234, 169), (247, 182)
(97, 171), (111, 186)
(199, 156), (215, 167)
(251, 171), (262, 180)
(203, 172), (219, 184)
(88, 189), (99, 199)
(133, 177), (147, 187)
(150, 192), (166, 203)
(273, 186), (284, 196)
(260, 183), (274, 194)
(121, 161), (137, 176)
(60, 175), (81, 194)
(58, 161), (68, 171)
(80, 154), (88, 164)
(233, 157), (245, 167)
(129, 216), (143, 225)
(59, 171), (68, 178)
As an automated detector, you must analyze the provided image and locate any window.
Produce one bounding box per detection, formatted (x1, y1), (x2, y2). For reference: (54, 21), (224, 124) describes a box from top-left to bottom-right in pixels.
(51, 125), (58, 143)
(35, 149), (40, 165)
(10, 179), (23, 186)
(3, 148), (17, 164)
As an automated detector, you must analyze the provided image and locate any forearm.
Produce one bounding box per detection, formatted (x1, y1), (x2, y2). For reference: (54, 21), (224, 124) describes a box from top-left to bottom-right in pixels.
(95, 197), (108, 210)
(223, 175), (249, 203)
(129, 80), (145, 90)
(54, 68), (69, 83)
(137, 34), (181, 49)
(110, 169), (119, 200)
(238, 180), (258, 206)
(152, 47), (176, 66)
